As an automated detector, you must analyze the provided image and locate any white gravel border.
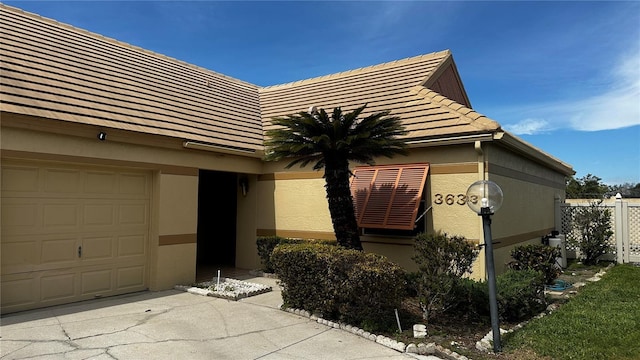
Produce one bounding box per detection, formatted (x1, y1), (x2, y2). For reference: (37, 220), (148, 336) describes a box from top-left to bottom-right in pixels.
(175, 278), (272, 301)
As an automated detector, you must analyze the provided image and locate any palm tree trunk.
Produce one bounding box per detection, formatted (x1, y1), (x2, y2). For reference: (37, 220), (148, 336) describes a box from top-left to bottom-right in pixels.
(324, 158), (363, 250)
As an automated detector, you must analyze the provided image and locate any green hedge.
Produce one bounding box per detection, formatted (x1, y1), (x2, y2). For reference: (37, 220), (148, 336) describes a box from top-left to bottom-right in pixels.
(509, 244), (562, 285)
(256, 236), (336, 273)
(271, 243), (406, 332)
(455, 269), (547, 322)
(256, 236), (287, 273)
(496, 269), (546, 322)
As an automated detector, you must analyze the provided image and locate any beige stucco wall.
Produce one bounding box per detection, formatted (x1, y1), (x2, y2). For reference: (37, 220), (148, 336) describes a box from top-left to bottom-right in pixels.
(236, 174), (261, 269)
(274, 177), (334, 232)
(1, 119), (264, 175)
(486, 144), (567, 273)
(255, 142), (570, 280)
(153, 173), (198, 289)
(257, 144), (487, 274)
(158, 174), (198, 235)
(155, 244), (197, 289)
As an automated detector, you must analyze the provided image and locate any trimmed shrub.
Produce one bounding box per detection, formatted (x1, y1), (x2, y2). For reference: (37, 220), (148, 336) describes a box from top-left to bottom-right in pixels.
(451, 277), (489, 320)
(509, 244), (562, 285)
(271, 243), (405, 332)
(496, 269), (546, 322)
(270, 243), (335, 315)
(256, 236), (287, 273)
(256, 236), (336, 273)
(411, 231), (479, 321)
(338, 253), (406, 331)
(454, 269), (546, 323)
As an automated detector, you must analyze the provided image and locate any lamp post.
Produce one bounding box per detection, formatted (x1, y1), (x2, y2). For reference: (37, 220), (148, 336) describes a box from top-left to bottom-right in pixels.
(466, 180), (503, 353)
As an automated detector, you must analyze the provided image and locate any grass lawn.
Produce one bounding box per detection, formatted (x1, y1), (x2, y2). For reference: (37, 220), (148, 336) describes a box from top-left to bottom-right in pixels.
(503, 264), (640, 360)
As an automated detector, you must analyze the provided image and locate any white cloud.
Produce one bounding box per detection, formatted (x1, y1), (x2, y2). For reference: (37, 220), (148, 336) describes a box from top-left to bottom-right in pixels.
(504, 51), (640, 134)
(504, 119), (553, 135)
(566, 52), (640, 131)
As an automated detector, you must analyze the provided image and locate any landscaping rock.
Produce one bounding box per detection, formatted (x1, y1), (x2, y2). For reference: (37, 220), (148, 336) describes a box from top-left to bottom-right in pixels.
(417, 342), (436, 355)
(393, 341), (406, 352)
(406, 343), (418, 353)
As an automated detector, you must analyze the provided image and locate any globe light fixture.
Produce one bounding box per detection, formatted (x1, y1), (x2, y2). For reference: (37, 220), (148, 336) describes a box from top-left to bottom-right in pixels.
(466, 180), (503, 353)
(466, 180), (503, 215)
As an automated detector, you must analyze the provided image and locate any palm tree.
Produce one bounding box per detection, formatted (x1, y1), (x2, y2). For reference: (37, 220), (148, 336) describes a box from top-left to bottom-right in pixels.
(264, 104), (408, 250)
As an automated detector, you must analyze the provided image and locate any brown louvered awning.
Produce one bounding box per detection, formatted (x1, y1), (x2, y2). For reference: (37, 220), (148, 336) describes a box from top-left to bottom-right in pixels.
(350, 163), (429, 230)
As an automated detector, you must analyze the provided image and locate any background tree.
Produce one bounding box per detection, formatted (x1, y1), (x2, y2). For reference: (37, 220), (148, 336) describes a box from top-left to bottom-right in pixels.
(264, 105), (408, 250)
(608, 182), (640, 198)
(566, 174), (610, 199)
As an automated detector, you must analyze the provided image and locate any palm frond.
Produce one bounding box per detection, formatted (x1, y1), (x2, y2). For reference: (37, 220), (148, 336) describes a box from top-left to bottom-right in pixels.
(264, 104), (408, 169)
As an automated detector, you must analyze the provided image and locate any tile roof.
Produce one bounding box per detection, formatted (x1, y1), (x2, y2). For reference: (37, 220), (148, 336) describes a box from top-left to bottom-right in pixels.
(1, 4), (526, 161)
(0, 4), (264, 153)
(260, 51), (501, 141)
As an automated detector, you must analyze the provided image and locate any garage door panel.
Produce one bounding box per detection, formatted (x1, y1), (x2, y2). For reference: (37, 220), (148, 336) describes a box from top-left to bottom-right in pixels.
(1, 240), (38, 269)
(43, 168), (81, 193)
(40, 273), (76, 302)
(1, 201), (39, 231)
(118, 173), (150, 197)
(118, 235), (146, 257)
(82, 236), (114, 260)
(2, 160), (150, 313)
(1, 165), (39, 193)
(41, 237), (78, 264)
(118, 203), (148, 225)
(1, 276), (37, 308)
(85, 171), (117, 194)
(117, 266), (145, 290)
(83, 203), (116, 226)
(81, 269), (113, 295)
(43, 203), (79, 228)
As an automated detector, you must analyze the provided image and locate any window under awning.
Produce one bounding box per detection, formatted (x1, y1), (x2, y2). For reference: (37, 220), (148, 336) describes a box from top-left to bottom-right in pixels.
(350, 163), (430, 231)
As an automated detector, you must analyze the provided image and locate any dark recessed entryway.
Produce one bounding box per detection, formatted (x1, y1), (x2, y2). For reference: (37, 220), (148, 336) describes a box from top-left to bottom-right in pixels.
(197, 170), (237, 273)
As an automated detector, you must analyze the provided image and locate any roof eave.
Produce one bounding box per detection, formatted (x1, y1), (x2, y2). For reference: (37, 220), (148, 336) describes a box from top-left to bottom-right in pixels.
(492, 131), (575, 176)
(406, 132), (494, 148)
(183, 141), (265, 158)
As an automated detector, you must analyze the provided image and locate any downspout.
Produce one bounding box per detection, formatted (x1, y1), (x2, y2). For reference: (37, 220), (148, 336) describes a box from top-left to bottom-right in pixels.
(474, 140), (487, 279)
(474, 140), (485, 181)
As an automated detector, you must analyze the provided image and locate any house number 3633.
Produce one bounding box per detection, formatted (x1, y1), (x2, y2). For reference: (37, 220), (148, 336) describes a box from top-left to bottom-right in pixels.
(433, 193), (478, 206)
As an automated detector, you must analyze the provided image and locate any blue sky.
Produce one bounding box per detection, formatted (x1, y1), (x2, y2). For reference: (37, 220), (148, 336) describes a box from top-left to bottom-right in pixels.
(5, 0), (640, 185)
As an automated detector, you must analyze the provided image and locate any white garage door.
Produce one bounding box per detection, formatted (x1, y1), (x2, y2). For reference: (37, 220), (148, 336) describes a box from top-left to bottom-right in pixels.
(1, 159), (150, 313)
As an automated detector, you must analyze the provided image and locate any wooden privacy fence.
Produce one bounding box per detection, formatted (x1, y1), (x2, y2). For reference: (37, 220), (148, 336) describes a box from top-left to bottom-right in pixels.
(556, 197), (640, 264)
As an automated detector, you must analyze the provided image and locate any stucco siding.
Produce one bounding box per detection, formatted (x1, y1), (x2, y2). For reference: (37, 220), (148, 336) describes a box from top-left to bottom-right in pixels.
(235, 175), (261, 269)
(486, 144), (566, 272)
(154, 244), (197, 290)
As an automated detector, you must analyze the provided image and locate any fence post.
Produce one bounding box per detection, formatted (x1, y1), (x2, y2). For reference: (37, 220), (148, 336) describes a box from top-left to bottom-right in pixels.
(622, 200), (630, 263)
(615, 194), (624, 264)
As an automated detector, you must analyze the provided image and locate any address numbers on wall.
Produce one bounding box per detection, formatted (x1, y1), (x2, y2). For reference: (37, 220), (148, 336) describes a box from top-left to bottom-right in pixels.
(433, 193), (479, 206)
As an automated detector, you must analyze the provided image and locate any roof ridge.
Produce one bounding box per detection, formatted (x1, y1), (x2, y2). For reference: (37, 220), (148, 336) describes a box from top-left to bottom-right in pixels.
(411, 86), (501, 132)
(0, 3), (259, 89)
(260, 50), (451, 91)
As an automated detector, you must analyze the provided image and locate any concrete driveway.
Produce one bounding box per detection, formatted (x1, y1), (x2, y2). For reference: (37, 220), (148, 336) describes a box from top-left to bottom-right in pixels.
(1, 276), (442, 360)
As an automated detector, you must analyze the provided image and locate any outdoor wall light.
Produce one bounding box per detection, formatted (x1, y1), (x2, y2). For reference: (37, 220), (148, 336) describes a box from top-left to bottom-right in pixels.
(239, 176), (249, 197)
(97, 131), (107, 141)
(466, 180), (503, 353)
